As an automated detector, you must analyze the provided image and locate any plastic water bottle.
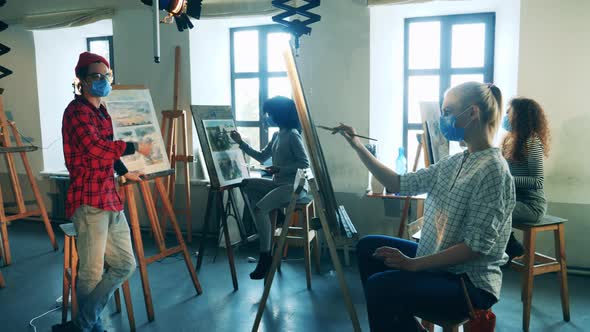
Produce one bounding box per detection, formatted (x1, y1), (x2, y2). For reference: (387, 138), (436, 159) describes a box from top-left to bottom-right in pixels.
(395, 147), (407, 175)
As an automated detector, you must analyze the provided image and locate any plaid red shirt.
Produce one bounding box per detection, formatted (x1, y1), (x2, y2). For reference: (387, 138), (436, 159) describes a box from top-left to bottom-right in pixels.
(62, 95), (127, 219)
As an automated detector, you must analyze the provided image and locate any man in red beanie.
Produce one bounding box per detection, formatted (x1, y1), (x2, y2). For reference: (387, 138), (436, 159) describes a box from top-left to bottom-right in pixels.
(53, 52), (152, 332)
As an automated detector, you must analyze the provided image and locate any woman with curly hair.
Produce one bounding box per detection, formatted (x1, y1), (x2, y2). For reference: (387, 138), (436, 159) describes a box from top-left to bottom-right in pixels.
(501, 97), (551, 259)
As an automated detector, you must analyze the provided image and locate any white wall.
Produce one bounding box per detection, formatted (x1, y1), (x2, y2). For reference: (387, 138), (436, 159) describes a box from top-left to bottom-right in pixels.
(33, 19), (113, 173)
(516, 0), (590, 268)
(518, 0), (590, 206)
(370, 0), (521, 168)
(297, 0), (371, 194)
(0, 25), (43, 175)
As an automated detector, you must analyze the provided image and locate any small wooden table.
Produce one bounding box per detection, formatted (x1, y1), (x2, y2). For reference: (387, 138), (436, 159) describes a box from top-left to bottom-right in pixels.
(366, 192), (426, 238)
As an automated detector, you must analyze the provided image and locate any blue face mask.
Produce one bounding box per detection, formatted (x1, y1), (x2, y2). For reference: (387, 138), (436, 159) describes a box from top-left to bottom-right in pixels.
(502, 115), (512, 132)
(439, 106), (473, 142)
(89, 79), (112, 97)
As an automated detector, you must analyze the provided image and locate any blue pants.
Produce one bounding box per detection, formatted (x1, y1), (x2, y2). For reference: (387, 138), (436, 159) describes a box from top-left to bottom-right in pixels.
(72, 205), (136, 332)
(357, 235), (496, 332)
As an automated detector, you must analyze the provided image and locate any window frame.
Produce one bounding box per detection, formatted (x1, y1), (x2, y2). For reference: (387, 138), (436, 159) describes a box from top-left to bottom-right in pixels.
(86, 36), (115, 83)
(230, 24), (289, 150)
(402, 13), (495, 164)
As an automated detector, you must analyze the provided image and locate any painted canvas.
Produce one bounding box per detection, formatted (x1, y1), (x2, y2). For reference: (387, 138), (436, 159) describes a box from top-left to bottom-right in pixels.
(198, 116), (249, 188)
(419, 101), (449, 164)
(104, 88), (170, 175)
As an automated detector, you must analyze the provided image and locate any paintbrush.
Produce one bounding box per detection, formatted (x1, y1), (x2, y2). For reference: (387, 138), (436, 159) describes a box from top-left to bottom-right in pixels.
(316, 125), (378, 141)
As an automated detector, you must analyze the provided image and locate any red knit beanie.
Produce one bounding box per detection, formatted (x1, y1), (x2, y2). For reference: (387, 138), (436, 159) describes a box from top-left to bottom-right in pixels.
(75, 52), (110, 76)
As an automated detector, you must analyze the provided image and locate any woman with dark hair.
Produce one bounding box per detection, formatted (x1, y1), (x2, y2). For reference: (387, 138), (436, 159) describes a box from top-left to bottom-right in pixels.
(230, 96), (310, 279)
(501, 97), (551, 259)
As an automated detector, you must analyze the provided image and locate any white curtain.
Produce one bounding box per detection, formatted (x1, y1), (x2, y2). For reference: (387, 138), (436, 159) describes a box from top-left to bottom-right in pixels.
(23, 8), (115, 30)
(368, 0), (454, 5)
(201, 0), (279, 18)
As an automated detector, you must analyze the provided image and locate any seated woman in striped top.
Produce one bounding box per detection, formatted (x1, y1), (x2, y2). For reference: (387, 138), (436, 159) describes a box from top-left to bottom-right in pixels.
(501, 98), (551, 260)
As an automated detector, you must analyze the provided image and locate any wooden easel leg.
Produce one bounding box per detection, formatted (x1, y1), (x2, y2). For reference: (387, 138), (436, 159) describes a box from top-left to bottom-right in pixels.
(125, 185), (156, 322)
(22, 149), (58, 250)
(9, 123), (58, 251)
(197, 189), (215, 270)
(252, 193), (299, 332)
(218, 191), (238, 291)
(0, 220), (9, 266)
(0, 186), (13, 265)
(310, 180), (361, 332)
(398, 197), (411, 238)
(155, 178), (203, 295)
(122, 280), (136, 331)
(182, 113), (192, 243)
(139, 182), (167, 253)
(0, 269), (5, 288)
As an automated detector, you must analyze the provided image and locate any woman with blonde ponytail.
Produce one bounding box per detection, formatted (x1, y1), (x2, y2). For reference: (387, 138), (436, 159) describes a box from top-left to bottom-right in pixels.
(335, 82), (515, 331)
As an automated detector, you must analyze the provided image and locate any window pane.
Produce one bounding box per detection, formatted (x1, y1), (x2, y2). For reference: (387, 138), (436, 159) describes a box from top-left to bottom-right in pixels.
(408, 21), (440, 70)
(88, 40), (110, 64)
(408, 75), (439, 124)
(234, 78), (260, 121)
(268, 76), (292, 99)
(267, 33), (291, 72)
(268, 127), (279, 142)
(408, 130), (425, 171)
(451, 23), (486, 68)
(237, 126), (260, 166)
(450, 74), (484, 88)
(233, 30), (259, 72)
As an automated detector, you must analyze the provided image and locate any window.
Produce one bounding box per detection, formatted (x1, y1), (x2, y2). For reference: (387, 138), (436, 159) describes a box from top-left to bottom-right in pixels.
(403, 13), (495, 168)
(230, 25), (291, 161)
(87, 36), (115, 83)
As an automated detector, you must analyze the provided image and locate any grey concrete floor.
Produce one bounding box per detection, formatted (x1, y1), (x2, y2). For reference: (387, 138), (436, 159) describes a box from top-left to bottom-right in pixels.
(0, 221), (588, 332)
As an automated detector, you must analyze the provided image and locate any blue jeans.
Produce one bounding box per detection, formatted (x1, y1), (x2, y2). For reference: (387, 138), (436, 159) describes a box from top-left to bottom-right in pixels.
(72, 205), (136, 332)
(357, 235), (496, 332)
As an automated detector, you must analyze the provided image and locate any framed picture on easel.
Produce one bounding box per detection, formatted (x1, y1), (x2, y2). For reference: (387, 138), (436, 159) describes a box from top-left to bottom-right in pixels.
(191, 105), (250, 189)
(202, 119), (249, 188)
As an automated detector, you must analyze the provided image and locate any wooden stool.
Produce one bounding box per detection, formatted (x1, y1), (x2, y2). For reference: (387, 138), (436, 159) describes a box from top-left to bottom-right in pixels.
(60, 223), (136, 331)
(271, 197), (321, 290)
(419, 278), (477, 332)
(510, 215), (570, 332)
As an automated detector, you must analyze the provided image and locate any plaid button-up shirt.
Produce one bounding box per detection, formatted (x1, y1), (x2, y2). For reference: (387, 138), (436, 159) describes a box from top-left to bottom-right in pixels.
(400, 148), (515, 299)
(62, 95), (128, 219)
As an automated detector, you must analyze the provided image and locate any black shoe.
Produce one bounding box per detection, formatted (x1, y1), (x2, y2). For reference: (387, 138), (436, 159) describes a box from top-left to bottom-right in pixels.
(505, 232), (525, 260)
(250, 252), (272, 280)
(52, 321), (82, 332)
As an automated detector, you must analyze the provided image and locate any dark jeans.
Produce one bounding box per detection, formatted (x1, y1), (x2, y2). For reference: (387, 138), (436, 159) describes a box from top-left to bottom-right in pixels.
(357, 235), (497, 332)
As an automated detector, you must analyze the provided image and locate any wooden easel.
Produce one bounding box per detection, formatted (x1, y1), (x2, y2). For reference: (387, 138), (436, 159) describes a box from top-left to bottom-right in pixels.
(159, 109), (193, 241)
(0, 268), (5, 288)
(195, 184), (241, 291)
(157, 46), (194, 242)
(252, 170), (361, 332)
(397, 133), (428, 238)
(119, 169), (202, 322)
(0, 93), (58, 266)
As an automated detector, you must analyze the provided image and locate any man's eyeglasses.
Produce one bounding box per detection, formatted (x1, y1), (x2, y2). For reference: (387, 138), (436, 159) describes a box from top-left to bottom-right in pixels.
(87, 72), (113, 83)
